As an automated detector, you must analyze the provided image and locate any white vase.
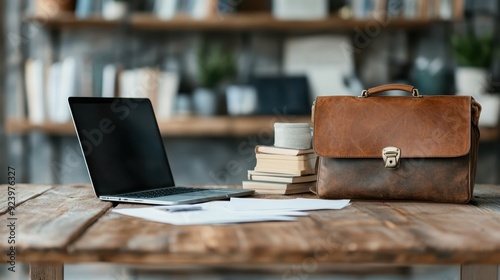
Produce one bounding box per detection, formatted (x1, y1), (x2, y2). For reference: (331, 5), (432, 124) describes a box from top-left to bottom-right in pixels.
(103, 1), (127, 20)
(226, 85), (257, 116)
(455, 67), (489, 96)
(193, 88), (218, 116)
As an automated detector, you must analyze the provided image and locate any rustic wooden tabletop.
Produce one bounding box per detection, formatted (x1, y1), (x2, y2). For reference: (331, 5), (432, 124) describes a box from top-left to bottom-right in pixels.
(1, 184), (500, 280)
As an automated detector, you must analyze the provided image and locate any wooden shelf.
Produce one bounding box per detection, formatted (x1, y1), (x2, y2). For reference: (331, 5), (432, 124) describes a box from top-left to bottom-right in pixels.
(5, 116), (312, 137)
(27, 13), (121, 28)
(130, 13), (433, 31)
(26, 12), (436, 31)
(480, 126), (500, 142)
(7, 117), (498, 141)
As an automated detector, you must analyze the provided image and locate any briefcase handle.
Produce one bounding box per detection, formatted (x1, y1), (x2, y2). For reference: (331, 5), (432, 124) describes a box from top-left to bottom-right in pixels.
(360, 84), (421, 98)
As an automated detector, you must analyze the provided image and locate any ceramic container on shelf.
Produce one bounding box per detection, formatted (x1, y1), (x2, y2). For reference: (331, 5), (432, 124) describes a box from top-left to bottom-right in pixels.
(175, 94), (192, 116)
(226, 85), (257, 116)
(102, 0), (128, 20)
(193, 88), (218, 116)
(274, 123), (312, 150)
(272, 0), (328, 20)
(455, 67), (488, 96)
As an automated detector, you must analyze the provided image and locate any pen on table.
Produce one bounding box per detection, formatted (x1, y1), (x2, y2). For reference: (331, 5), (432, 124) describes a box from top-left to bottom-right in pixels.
(156, 205), (203, 212)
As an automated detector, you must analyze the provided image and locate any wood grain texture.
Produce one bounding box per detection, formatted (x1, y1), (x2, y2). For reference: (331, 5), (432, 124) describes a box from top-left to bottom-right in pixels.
(6, 116), (311, 137)
(461, 265), (498, 280)
(0, 185), (112, 253)
(8, 116), (496, 140)
(3, 184), (500, 266)
(68, 184), (500, 265)
(131, 13), (435, 31)
(30, 263), (63, 280)
(25, 13), (433, 31)
(0, 184), (52, 214)
(27, 13), (120, 28)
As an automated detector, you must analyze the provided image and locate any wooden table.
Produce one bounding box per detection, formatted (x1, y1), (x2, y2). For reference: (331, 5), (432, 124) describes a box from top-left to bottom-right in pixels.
(2, 184), (500, 280)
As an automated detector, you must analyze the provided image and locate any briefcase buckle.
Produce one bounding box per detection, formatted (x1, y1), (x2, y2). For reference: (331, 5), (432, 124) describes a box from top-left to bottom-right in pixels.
(382, 147), (400, 169)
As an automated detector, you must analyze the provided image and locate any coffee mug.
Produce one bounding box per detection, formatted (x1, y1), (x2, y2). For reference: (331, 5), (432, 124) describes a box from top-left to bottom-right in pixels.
(274, 123), (312, 150)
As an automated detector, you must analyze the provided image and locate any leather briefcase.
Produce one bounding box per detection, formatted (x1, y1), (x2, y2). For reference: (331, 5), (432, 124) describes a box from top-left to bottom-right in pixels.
(312, 84), (481, 203)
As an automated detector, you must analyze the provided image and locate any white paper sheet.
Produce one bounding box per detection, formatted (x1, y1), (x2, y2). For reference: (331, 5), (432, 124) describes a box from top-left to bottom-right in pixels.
(112, 198), (350, 226)
(113, 207), (297, 226)
(181, 201), (310, 217)
(227, 198), (351, 211)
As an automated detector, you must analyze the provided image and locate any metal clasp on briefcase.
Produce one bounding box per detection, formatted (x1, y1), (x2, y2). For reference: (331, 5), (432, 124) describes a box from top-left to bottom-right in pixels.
(382, 147), (400, 169)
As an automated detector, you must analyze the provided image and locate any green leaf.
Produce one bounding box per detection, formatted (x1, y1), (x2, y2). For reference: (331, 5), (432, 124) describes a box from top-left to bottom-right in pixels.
(452, 32), (493, 68)
(197, 41), (236, 88)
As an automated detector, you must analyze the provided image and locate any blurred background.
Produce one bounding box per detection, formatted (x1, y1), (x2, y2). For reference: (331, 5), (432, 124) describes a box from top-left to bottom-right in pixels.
(0, 0), (500, 279)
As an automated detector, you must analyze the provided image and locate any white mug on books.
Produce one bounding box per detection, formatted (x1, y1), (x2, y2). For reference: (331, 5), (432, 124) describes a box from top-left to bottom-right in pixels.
(274, 123), (312, 150)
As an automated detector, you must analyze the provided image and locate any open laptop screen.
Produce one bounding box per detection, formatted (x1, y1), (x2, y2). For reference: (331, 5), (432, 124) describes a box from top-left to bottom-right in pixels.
(69, 97), (175, 196)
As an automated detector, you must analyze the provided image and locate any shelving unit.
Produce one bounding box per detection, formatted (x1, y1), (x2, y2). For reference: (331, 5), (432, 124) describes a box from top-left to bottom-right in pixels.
(9, 1), (500, 186)
(6, 116), (311, 137)
(15, 12), (444, 139)
(6, 117), (499, 141)
(15, 10), (457, 140)
(26, 12), (436, 31)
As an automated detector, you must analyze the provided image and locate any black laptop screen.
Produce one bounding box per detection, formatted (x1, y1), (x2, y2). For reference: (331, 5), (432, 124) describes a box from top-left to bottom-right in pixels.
(69, 97), (175, 196)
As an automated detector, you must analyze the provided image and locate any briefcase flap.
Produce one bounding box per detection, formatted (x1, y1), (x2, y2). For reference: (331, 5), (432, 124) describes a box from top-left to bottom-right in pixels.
(313, 95), (473, 159)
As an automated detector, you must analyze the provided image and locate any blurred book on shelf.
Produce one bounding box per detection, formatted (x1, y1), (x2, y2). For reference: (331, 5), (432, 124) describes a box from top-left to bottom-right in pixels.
(243, 145), (317, 194)
(101, 64), (119, 98)
(46, 61), (62, 121)
(151, 0), (219, 19)
(75, 0), (99, 18)
(28, 57), (77, 123)
(118, 67), (179, 118)
(22, 57), (180, 125)
(25, 59), (45, 124)
(25, 57), (77, 124)
(350, 0), (464, 20)
(156, 72), (180, 118)
(33, 0), (75, 16)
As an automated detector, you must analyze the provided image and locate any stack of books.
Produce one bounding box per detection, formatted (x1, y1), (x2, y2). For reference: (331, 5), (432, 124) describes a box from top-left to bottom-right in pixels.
(243, 146), (317, 194)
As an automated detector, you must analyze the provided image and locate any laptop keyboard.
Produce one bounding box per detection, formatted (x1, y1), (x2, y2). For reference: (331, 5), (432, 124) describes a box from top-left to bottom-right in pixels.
(123, 187), (208, 199)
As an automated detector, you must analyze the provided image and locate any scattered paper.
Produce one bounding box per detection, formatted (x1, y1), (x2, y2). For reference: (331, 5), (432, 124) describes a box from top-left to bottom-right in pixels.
(227, 198), (351, 211)
(112, 198), (350, 226)
(113, 207), (296, 226)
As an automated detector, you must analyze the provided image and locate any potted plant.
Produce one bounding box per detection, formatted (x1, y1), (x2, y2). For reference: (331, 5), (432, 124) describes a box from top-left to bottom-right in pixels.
(193, 41), (236, 116)
(452, 31), (493, 95)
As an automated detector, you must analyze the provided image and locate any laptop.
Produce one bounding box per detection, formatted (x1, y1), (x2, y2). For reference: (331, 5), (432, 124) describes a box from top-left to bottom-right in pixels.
(68, 97), (254, 205)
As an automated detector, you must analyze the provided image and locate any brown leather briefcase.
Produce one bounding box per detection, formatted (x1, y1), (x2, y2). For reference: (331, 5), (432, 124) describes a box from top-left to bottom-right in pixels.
(312, 84), (482, 203)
